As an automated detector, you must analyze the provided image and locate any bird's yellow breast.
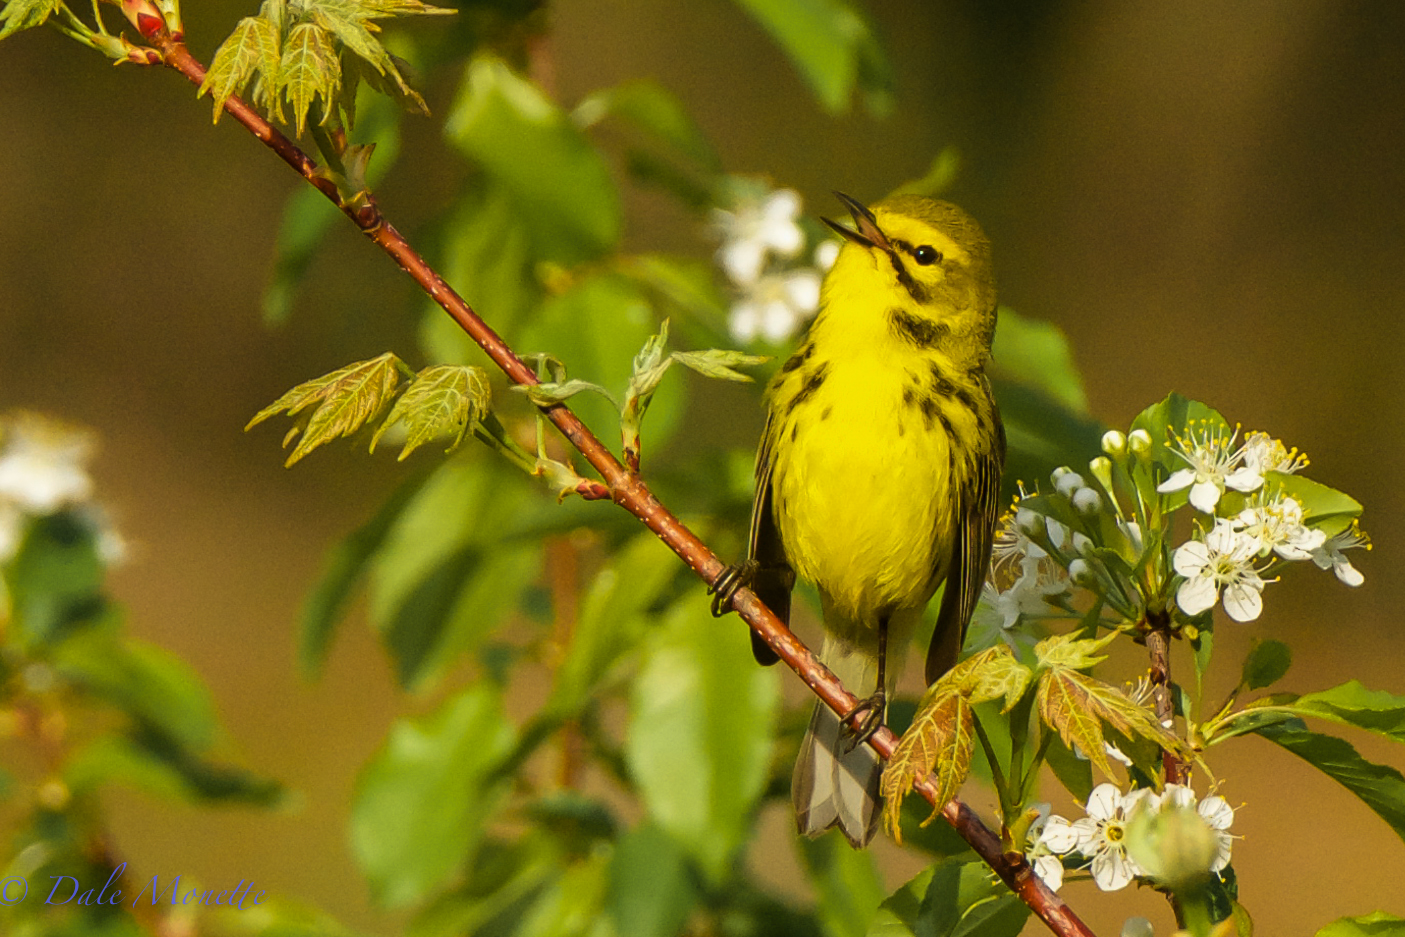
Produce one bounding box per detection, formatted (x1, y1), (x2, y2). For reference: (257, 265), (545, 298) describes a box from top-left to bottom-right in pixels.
(767, 345), (979, 627)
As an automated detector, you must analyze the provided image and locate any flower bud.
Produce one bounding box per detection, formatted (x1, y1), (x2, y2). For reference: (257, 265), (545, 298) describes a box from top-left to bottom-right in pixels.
(1072, 487), (1102, 515)
(1120, 918), (1154, 937)
(1016, 508), (1043, 538)
(1045, 517), (1070, 550)
(1068, 558), (1096, 587)
(1124, 800), (1219, 891)
(1054, 471), (1084, 499)
(1088, 456), (1115, 493)
(1101, 430), (1127, 457)
(1072, 531), (1094, 556)
(1128, 428), (1153, 459)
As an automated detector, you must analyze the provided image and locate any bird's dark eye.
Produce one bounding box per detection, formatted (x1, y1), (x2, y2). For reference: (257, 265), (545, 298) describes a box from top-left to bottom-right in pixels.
(913, 245), (941, 266)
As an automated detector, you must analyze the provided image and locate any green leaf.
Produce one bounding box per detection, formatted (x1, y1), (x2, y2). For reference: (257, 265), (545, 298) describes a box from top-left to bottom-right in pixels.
(606, 823), (699, 937)
(371, 364), (490, 459)
(868, 858), (1028, 937)
(1044, 733), (1093, 803)
(617, 254), (731, 337)
(1129, 393), (1231, 475)
(991, 378), (1104, 497)
(797, 832), (885, 937)
(368, 460), (538, 689)
(513, 848), (611, 937)
(247, 352), (406, 466)
(518, 273), (681, 448)
(64, 732), (282, 806)
(514, 379), (619, 409)
(576, 78), (722, 173)
(279, 21), (341, 136)
(1288, 680), (1405, 743)
(990, 307), (1088, 414)
(200, 16), (281, 122)
(0, 0), (60, 39)
(55, 632), (217, 751)
(408, 836), (560, 937)
(1240, 638), (1291, 691)
(446, 55), (622, 263)
(419, 184), (539, 361)
(352, 683), (517, 908)
(1033, 631), (1117, 671)
(264, 93), (401, 324)
(625, 596), (780, 885)
(1192, 624), (1214, 697)
(5, 511), (106, 646)
(731, 0), (893, 116)
(1270, 471), (1364, 525)
(671, 348), (769, 382)
(299, 470), (430, 678)
(1255, 720), (1405, 845)
(546, 534), (692, 719)
(1317, 912), (1405, 936)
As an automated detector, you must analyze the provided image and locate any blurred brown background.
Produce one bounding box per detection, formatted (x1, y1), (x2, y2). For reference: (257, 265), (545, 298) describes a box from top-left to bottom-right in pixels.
(2, 1), (1403, 934)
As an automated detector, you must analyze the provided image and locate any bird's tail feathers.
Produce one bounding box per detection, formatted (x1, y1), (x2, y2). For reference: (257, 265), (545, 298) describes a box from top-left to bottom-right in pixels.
(792, 634), (883, 848)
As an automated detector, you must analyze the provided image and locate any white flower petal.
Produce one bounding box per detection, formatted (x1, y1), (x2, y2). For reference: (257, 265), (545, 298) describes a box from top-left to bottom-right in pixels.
(814, 239), (840, 270)
(1198, 796), (1234, 831)
(1173, 540), (1211, 577)
(1177, 575), (1219, 616)
(1156, 468), (1195, 494)
(727, 303), (760, 343)
(1222, 582), (1264, 622)
(1225, 467), (1264, 492)
(1033, 855), (1065, 892)
(758, 300), (798, 343)
(1335, 557), (1364, 587)
(1084, 783), (1122, 822)
(1188, 479), (1222, 513)
(1040, 816), (1080, 855)
(781, 269), (821, 311)
(720, 240), (766, 286)
(1090, 847), (1137, 891)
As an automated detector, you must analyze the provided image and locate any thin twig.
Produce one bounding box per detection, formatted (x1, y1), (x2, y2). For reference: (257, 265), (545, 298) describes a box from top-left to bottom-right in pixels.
(148, 32), (1096, 937)
(1144, 608), (1185, 785)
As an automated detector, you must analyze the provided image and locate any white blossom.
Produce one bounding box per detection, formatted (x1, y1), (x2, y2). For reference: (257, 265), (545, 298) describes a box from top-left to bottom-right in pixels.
(1024, 803), (1065, 892)
(727, 268), (821, 344)
(1157, 423), (1262, 513)
(1173, 519), (1267, 622)
(1153, 784), (1237, 873)
(1045, 784), (1156, 892)
(1237, 494), (1325, 561)
(712, 188), (805, 286)
(1310, 521), (1370, 587)
(0, 412), (95, 513)
(1241, 430), (1308, 476)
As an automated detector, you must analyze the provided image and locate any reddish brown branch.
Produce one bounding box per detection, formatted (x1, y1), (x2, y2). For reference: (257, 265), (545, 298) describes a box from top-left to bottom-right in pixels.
(1144, 610), (1185, 785)
(149, 34), (1095, 937)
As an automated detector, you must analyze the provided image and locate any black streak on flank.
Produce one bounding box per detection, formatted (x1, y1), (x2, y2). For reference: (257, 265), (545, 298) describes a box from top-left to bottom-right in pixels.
(785, 363), (829, 415)
(780, 343), (813, 374)
(919, 396), (940, 431)
(928, 361), (957, 397)
(889, 308), (949, 349)
(820, 405), (833, 421)
(902, 385), (918, 408)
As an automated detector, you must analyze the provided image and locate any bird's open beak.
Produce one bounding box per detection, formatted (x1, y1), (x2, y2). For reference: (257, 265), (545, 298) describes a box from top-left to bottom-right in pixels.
(822, 192), (894, 254)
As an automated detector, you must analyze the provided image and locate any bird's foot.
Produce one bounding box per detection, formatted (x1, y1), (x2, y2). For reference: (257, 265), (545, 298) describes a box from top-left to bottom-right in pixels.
(708, 559), (758, 617)
(841, 689), (887, 753)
